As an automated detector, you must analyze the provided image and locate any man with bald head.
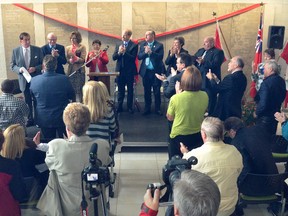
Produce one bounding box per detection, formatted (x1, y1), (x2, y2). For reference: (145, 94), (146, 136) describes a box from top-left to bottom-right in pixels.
(42, 32), (67, 75)
(206, 56), (247, 121)
(195, 36), (224, 114)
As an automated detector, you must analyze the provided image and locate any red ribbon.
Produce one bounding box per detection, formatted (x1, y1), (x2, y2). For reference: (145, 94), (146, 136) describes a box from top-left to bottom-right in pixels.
(13, 3), (263, 41)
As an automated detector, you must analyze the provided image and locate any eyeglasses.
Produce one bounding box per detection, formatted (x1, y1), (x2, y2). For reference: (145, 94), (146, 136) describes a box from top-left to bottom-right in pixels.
(48, 38), (57, 41)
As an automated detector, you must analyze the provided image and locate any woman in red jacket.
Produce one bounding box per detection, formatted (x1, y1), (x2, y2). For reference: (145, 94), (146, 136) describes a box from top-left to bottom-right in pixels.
(86, 39), (110, 92)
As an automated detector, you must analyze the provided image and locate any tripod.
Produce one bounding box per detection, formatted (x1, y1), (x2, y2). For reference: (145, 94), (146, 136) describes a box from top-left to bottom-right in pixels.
(81, 179), (109, 216)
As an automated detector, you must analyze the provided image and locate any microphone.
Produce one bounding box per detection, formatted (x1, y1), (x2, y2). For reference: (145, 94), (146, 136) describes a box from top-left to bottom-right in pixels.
(89, 143), (98, 165)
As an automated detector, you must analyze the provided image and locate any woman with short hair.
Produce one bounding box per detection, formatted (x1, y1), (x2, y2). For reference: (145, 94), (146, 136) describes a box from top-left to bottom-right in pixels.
(166, 65), (208, 158)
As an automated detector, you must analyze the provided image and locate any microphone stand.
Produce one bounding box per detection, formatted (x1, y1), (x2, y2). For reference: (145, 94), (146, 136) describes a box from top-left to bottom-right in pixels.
(69, 45), (109, 78)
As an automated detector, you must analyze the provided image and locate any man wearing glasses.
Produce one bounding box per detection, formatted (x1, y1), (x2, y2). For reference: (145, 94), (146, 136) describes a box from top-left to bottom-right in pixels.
(42, 32), (67, 75)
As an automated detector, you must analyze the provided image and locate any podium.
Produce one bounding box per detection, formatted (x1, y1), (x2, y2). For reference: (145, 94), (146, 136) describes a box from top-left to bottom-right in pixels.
(88, 72), (120, 94)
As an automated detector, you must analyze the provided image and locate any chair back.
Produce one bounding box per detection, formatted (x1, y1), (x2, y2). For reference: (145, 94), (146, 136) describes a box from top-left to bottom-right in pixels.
(239, 172), (288, 197)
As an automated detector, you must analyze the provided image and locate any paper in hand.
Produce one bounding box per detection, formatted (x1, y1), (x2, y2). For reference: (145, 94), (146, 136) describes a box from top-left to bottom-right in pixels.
(20, 67), (32, 83)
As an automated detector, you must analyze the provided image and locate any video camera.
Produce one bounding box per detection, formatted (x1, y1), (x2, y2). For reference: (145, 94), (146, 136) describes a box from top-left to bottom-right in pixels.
(82, 143), (110, 188)
(147, 155), (197, 201)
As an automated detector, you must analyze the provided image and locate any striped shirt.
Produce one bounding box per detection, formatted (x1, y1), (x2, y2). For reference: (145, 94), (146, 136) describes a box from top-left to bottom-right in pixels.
(86, 107), (116, 143)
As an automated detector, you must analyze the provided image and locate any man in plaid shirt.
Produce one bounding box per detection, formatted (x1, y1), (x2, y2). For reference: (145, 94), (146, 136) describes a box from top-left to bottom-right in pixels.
(0, 79), (29, 132)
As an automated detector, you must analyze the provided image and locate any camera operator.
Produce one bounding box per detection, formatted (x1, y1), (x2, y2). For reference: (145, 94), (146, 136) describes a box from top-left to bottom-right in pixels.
(139, 170), (221, 216)
(180, 117), (242, 216)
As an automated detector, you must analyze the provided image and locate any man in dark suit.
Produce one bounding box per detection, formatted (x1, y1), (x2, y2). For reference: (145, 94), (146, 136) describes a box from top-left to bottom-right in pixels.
(112, 29), (138, 113)
(195, 36), (224, 114)
(30, 55), (75, 142)
(138, 30), (165, 115)
(41, 32), (67, 75)
(206, 56), (247, 121)
(10, 32), (43, 126)
(255, 59), (286, 135)
(156, 53), (194, 99)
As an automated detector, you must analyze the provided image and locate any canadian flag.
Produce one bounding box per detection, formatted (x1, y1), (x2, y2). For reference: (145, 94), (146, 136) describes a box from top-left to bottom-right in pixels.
(215, 20), (228, 62)
(280, 40), (288, 64)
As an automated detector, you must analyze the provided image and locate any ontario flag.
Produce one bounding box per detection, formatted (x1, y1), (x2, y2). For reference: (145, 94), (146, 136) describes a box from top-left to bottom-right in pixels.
(215, 20), (228, 62)
(250, 12), (263, 98)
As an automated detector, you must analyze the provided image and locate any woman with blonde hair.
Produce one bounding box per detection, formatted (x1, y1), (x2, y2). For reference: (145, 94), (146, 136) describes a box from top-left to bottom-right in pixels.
(83, 81), (117, 142)
(1, 124), (48, 190)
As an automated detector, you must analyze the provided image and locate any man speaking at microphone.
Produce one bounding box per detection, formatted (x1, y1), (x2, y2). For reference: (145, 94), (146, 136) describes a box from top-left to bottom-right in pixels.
(112, 29), (138, 113)
(41, 32), (67, 75)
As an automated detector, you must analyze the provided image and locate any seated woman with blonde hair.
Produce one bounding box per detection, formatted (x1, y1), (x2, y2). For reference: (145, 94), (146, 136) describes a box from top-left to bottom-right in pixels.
(0, 131), (27, 216)
(1, 124), (48, 191)
(83, 81), (118, 143)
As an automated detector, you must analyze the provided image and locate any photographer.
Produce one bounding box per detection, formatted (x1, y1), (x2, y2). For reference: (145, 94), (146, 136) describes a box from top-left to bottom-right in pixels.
(139, 170), (220, 216)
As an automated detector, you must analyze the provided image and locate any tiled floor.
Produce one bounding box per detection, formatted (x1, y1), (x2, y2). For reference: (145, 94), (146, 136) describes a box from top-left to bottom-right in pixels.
(22, 151), (276, 216)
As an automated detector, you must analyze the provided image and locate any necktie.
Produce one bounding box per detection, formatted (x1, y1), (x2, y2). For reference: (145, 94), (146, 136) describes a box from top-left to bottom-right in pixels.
(24, 48), (29, 69)
(145, 43), (153, 66)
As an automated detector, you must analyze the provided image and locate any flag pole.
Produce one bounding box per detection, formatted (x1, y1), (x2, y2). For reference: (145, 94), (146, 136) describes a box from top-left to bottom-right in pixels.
(213, 12), (232, 59)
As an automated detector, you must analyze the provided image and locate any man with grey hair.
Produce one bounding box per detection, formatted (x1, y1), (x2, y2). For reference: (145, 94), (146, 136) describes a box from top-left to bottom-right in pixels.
(206, 56), (247, 121)
(41, 32), (67, 75)
(139, 169), (221, 216)
(255, 59), (286, 134)
(181, 117), (243, 216)
(30, 55), (75, 142)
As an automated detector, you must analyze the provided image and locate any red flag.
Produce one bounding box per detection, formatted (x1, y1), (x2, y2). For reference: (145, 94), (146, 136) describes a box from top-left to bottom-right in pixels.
(250, 12), (263, 98)
(280, 40), (288, 64)
(215, 20), (228, 62)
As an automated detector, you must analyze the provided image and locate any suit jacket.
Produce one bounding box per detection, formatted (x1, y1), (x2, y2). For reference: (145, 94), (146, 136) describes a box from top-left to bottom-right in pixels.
(10, 45), (43, 92)
(255, 73), (286, 118)
(231, 125), (278, 186)
(30, 71), (75, 128)
(211, 70), (247, 121)
(164, 48), (188, 76)
(163, 69), (184, 99)
(138, 40), (165, 77)
(112, 40), (138, 77)
(41, 43), (67, 75)
(194, 47), (224, 90)
(37, 136), (110, 216)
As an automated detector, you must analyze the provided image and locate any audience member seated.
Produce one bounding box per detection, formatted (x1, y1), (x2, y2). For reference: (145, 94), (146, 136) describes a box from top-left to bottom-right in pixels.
(224, 117), (278, 186)
(1, 124), (48, 192)
(139, 170), (221, 216)
(0, 79), (29, 132)
(83, 81), (118, 143)
(0, 131), (27, 216)
(181, 117), (243, 216)
(37, 103), (110, 216)
(275, 112), (288, 142)
(166, 66), (208, 159)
